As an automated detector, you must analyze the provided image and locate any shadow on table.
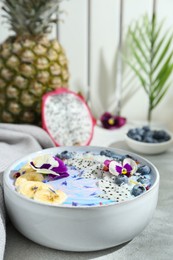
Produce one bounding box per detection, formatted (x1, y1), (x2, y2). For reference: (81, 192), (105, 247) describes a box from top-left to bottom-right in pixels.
(5, 221), (130, 260)
(108, 140), (131, 151)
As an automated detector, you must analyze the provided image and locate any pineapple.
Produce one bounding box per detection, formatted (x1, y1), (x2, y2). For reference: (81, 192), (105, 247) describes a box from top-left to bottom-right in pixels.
(0, 0), (69, 124)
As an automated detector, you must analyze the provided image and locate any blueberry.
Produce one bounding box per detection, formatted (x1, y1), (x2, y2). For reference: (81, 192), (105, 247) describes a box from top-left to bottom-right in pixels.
(127, 126), (171, 144)
(57, 151), (73, 159)
(127, 128), (145, 141)
(132, 184), (145, 196)
(133, 134), (142, 141)
(142, 126), (150, 132)
(100, 150), (114, 157)
(138, 128), (145, 137)
(127, 129), (137, 136)
(145, 130), (154, 139)
(135, 128), (144, 135)
(143, 136), (154, 143)
(137, 165), (151, 175)
(153, 130), (171, 142)
(127, 129), (138, 139)
(137, 176), (150, 186)
(124, 154), (136, 161)
(100, 150), (124, 160)
(115, 174), (128, 186)
(164, 133), (171, 141)
(153, 130), (165, 139)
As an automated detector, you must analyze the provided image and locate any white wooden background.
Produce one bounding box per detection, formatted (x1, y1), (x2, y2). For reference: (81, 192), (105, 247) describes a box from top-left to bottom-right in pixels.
(0, 0), (173, 129)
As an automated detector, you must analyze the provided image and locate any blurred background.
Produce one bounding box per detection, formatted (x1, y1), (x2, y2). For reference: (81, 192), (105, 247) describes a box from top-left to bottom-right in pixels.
(0, 0), (173, 129)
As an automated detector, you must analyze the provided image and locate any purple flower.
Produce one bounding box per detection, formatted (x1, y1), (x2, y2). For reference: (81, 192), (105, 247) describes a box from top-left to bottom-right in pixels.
(30, 154), (69, 178)
(100, 112), (126, 129)
(115, 163), (132, 177)
(104, 158), (137, 177)
(52, 157), (68, 173)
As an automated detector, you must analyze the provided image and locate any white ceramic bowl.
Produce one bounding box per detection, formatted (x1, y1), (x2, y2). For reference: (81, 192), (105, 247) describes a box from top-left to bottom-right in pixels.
(4, 146), (159, 252)
(125, 131), (173, 155)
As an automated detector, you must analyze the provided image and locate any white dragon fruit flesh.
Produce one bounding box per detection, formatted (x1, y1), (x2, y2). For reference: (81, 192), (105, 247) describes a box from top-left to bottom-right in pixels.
(42, 88), (95, 146)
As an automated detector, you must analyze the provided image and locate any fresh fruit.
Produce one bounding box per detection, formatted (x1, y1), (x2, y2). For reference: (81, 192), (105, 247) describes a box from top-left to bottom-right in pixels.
(98, 180), (132, 202)
(16, 178), (67, 204)
(131, 184), (145, 197)
(20, 164), (36, 174)
(15, 172), (44, 187)
(15, 176), (28, 187)
(42, 88), (96, 146)
(137, 165), (151, 175)
(17, 181), (49, 198)
(115, 174), (128, 186)
(33, 188), (67, 204)
(100, 150), (124, 161)
(0, 0), (69, 125)
(137, 176), (150, 186)
(127, 126), (171, 143)
(57, 151), (73, 160)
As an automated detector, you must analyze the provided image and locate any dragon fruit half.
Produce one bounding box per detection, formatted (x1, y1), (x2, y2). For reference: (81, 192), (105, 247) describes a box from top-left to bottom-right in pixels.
(42, 88), (96, 146)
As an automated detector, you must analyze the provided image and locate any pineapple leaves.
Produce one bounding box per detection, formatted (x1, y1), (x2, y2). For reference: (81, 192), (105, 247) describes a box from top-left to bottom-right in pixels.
(1, 0), (65, 36)
(126, 15), (173, 121)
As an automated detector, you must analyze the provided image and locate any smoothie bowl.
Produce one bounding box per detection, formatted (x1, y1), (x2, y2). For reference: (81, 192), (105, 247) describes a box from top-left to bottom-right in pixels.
(3, 146), (159, 252)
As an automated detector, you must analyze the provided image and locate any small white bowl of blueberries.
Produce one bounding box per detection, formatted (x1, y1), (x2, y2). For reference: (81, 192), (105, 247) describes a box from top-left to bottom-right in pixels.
(125, 126), (173, 155)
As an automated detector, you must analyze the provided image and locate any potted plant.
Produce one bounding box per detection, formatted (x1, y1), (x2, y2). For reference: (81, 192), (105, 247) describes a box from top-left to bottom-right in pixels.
(125, 3), (173, 123)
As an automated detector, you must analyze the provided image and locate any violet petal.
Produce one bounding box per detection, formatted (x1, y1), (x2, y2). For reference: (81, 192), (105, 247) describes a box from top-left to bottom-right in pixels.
(104, 160), (111, 167)
(124, 163), (133, 172)
(100, 112), (126, 129)
(40, 163), (51, 169)
(53, 157), (68, 173)
(115, 165), (122, 174)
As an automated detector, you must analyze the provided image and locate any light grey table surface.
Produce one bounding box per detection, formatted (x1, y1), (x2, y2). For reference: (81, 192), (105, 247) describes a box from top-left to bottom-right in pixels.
(4, 126), (173, 260)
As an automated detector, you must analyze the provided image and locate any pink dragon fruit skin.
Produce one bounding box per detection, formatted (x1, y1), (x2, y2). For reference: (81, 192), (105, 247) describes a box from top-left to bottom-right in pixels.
(42, 88), (96, 146)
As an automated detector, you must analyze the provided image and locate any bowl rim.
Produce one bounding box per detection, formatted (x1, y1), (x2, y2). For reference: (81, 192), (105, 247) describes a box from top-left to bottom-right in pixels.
(125, 129), (173, 147)
(3, 146), (160, 209)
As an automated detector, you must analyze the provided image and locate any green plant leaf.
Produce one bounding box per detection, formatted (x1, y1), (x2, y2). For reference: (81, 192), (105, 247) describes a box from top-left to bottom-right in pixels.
(125, 14), (173, 121)
(152, 62), (173, 97)
(124, 58), (149, 94)
(129, 28), (149, 63)
(153, 52), (173, 85)
(151, 83), (171, 109)
(152, 34), (173, 72)
(137, 23), (150, 52)
(152, 30), (171, 62)
(130, 45), (149, 75)
(152, 19), (165, 45)
(143, 14), (151, 39)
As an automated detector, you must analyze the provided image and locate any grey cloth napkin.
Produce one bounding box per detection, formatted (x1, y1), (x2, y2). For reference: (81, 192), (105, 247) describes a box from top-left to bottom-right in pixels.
(0, 123), (55, 260)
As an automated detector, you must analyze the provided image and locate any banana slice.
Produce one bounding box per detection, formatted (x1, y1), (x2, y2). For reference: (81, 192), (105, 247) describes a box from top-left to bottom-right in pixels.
(15, 172), (44, 187)
(15, 176), (27, 187)
(20, 163), (35, 174)
(33, 188), (67, 204)
(17, 181), (51, 198)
